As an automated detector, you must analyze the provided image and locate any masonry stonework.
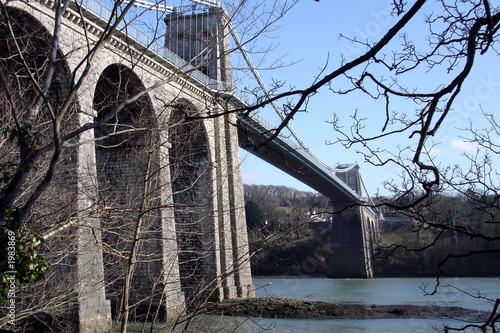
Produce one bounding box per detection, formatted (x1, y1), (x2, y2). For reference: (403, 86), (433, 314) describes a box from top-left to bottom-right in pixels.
(3, 0), (253, 331)
(328, 165), (378, 278)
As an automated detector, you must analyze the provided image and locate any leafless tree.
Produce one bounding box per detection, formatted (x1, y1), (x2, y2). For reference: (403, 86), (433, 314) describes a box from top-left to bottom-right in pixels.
(235, 0), (499, 331)
(0, 0), (298, 331)
(3, 0), (498, 331)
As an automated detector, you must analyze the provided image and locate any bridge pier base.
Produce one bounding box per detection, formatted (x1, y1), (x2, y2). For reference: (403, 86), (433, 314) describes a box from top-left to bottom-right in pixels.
(76, 123), (113, 332)
(327, 205), (374, 278)
(78, 299), (112, 333)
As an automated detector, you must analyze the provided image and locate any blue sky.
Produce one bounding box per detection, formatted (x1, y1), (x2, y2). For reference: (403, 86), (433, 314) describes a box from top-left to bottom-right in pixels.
(122, 0), (499, 196)
(237, 0), (500, 197)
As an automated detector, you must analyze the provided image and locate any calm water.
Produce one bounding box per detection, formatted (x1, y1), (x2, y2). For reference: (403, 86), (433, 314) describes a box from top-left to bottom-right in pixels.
(245, 276), (500, 333)
(253, 277), (499, 311)
(123, 277), (500, 332)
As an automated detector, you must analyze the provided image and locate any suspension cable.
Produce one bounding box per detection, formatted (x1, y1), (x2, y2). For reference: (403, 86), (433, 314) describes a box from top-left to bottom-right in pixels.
(126, 0), (357, 174)
(228, 23), (355, 173)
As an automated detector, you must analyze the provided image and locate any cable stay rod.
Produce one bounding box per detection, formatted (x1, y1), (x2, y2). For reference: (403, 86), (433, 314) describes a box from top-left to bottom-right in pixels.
(228, 23), (357, 174)
(122, 0), (357, 175)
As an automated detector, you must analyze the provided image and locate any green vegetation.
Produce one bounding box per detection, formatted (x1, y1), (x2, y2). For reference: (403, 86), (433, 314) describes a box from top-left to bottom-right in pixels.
(244, 184), (500, 277)
(244, 184), (332, 276)
(375, 194), (500, 277)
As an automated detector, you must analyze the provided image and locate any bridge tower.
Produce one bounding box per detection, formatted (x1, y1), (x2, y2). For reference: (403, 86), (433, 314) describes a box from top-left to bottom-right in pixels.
(237, 113), (380, 279)
(163, 2), (254, 301)
(0, 0), (253, 331)
(328, 164), (378, 278)
(165, 3), (232, 83)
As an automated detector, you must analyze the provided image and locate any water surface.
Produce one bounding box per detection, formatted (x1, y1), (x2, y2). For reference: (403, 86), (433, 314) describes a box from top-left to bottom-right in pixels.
(121, 277), (500, 332)
(248, 276), (500, 332)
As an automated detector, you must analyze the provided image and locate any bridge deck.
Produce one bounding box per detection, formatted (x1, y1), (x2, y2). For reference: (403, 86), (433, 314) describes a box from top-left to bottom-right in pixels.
(237, 114), (361, 204)
(79, 0), (362, 205)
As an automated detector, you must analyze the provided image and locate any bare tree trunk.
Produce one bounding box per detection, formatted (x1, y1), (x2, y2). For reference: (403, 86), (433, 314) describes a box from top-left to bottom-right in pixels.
(120, 149), (155, 333)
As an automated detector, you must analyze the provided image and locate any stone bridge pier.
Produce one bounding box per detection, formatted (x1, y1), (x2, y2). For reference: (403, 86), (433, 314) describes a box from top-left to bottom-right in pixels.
(237, 115), (381, 279)
(1, 0), (253, 331)
(328, 165), (380, 278)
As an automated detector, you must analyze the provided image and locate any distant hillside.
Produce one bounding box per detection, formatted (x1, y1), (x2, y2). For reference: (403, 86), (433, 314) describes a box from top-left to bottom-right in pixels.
(374, 218), (500, 277)
(244, 184), (500, 277)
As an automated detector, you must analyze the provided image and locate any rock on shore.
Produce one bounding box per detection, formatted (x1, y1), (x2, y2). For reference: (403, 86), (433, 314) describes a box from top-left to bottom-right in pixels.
(204, 297), (487, 321)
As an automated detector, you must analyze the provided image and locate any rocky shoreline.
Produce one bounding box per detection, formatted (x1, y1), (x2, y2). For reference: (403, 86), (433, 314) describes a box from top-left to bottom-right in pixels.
(204, 297), (487, 321)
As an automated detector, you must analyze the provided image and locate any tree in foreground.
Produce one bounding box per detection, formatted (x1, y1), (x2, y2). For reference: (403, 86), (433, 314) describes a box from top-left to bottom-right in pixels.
(0, 0), (295, 331)
(235, 0), (499, 331)
(1, 0), (499, 331)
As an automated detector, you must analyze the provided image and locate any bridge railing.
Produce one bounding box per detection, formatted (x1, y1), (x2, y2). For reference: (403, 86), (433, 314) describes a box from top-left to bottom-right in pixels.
(78, 0), (249, 104)
(76, 0), (362, 201)
(238, 114), (362, 201)
(241, 113), (303, 152)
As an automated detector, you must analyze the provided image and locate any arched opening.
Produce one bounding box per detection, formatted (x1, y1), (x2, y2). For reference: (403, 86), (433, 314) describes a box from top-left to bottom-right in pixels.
(168, 100), (216, 301)
(0, 6), (78, 175)
(0, 6), (80, 330)
(93, 64), (163, 319)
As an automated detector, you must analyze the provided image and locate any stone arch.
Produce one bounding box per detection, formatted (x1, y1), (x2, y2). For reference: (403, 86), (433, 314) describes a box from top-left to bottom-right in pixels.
(0, 6), (81, 330)
(0, 6), (78, 130)
(168, 99), (218, 301)
(93, 63), (165, 318)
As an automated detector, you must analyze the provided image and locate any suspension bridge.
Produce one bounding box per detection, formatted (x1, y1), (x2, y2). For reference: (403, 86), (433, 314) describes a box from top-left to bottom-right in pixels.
(86, 0), (373, 203)
(0, 0), (382, 331)
(79, 0), (382, 289)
